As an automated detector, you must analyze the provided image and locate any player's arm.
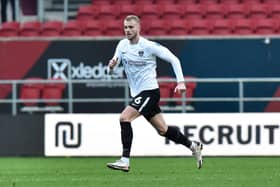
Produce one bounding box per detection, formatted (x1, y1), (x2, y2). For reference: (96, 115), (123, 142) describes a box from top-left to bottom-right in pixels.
(151, 42), (186, 94)
(108, 42), (121, 74)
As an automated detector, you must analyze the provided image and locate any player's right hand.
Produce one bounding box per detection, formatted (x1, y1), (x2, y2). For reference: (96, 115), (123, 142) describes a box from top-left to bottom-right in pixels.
(108, 58), (118, 69)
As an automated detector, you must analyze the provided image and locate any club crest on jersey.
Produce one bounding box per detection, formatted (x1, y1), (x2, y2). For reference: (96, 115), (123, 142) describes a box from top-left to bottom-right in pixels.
(138, 50), (144, 57)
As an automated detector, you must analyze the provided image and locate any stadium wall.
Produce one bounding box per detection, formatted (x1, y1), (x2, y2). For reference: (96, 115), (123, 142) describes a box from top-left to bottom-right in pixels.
(0, 115), (44, 156)
(0, 37), (279, 114)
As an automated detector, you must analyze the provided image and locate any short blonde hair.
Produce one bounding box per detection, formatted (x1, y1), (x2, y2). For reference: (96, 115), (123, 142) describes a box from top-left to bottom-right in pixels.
(124, 15), (140, 23)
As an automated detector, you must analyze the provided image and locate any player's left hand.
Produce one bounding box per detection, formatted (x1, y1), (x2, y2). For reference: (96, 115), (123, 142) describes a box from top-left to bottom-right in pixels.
(174, 82), (186, 94)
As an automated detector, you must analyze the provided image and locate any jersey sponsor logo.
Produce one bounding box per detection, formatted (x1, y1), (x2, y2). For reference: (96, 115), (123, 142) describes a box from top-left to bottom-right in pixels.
(138, 50), (144, 57)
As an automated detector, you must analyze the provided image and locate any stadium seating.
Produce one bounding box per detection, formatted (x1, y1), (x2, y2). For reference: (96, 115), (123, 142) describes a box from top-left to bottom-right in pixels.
(154, 0), (175, 4)
(184, 4), (205, 19)
(103, 20), (123, 36)
(268, 4), (280, 19)
(160, 4), (185, 20)
(176, 0), (197, 5)
(2, 0), (280, 38)
(188, 19), (211, 35)
(211, 19), (233, 35)
(119, 4), (140, 20)
(41, 21), (63, 36)
(167, 19), (189, 35)
(20, 21), (41, 36)
(76, 5), (96, 21)
(113, 0), (134, 4)
(97, 4), (119, 21)
(232, 18), (254, 35)
(134, 0), (154, 4)
(220, 0), (240, 4)
(253, 18), (276, 34)
(92, 0), (111, 5)
(20, 77), (44, 107)
(0, 21), (20, 36)
(247, 3), (269, 19)
(144, 19), (167, 36)
(61, 21), (82, 36)
(42, 79), (65, 107)
(225, 3), (249, 19)
(138, 4), (160, 20)
(83, 20), (103, 36)
(204, 3), (226, 19)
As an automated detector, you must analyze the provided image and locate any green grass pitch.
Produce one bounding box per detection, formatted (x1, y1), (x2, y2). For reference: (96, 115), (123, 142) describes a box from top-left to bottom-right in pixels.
(0, 157), (279, 187)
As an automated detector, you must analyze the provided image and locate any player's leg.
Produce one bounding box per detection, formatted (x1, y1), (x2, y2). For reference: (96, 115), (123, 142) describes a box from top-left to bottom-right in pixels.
(148, 113), (203, 169)
(107, 106), (140, 172)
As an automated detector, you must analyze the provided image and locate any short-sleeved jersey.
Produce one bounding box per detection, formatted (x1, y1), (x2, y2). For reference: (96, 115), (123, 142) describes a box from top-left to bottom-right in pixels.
(113, 37), (184, 97)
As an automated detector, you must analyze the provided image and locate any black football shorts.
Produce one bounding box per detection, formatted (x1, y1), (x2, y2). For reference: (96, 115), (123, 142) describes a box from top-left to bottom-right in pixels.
(129, 88), (161, 121)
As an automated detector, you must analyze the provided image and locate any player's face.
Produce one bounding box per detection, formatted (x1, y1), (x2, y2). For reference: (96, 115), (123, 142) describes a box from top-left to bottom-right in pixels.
(124, 19), (140, 42)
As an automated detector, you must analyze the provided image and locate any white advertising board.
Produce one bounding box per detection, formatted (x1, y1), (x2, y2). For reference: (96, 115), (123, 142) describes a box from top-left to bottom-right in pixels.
(45, 113), (280, 156)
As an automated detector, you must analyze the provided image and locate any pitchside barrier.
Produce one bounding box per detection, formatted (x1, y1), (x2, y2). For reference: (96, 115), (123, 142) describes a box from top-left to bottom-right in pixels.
(45, 113), (280, 156)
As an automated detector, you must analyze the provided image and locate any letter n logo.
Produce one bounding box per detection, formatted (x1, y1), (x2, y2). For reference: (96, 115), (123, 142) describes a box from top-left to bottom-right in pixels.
(55, 122), (82, 148)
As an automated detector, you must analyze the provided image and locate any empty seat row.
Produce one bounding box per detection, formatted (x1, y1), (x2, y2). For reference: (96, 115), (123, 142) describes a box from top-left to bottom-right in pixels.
(0, 20), (122, 36)
(77, 3), (280, 22)
(20, 77), (65, 108)
(143, 18), (280, 35)
(1, 18), (280, 37)
(91, 0), (280, 5)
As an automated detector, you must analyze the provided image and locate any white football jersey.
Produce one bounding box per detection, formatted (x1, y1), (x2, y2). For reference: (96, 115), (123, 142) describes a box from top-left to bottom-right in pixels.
(113, 37), (184, 97)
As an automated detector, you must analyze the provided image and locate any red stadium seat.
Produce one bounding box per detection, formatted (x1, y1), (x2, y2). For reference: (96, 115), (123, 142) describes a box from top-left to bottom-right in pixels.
(92, 0), (111, 5)
(83, 20), (103, 36)
(184, 4), (205, 19)
(112, 0), (133, 4)
(268, 4), (280, 19)
(103, 20), (123, 36)
(199, 0), (219, 4)
(20, 21), (41, 36)
(20, 77), (44, 107)
(176, 0), (197, 5)
(189, 19), (211, 35)
(134, 0), (154, 4)
(97, 4), (120, 21)
(167, 19), (189, 35)
(253, 18), (276, 34)
(61, 21), (82, 36)
(154, 0), (175, 4)
(145, 19), (167, 36)
(242, 0), (262, 3)
(0, 21), (20, 36)
(119, 4), (140, 20)
(219, 0), (240, 4)
(204, 4), (226, 19)
(232, 18), (254, 35)
(42, 79), (65, 107)
(225, 3), (248, 19)
(263, 0), (280, 3)
(138, 4), (160, 20)
(160, 4), (184, 20)
(247, 3), (269, 19)
(211, 19), (233, 35)
(41, 21), (63, 36)
(76, 5), (96, 21)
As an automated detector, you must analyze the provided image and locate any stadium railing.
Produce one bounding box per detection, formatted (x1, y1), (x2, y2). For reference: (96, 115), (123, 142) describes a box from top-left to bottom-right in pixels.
(0, 77), (280, 115)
